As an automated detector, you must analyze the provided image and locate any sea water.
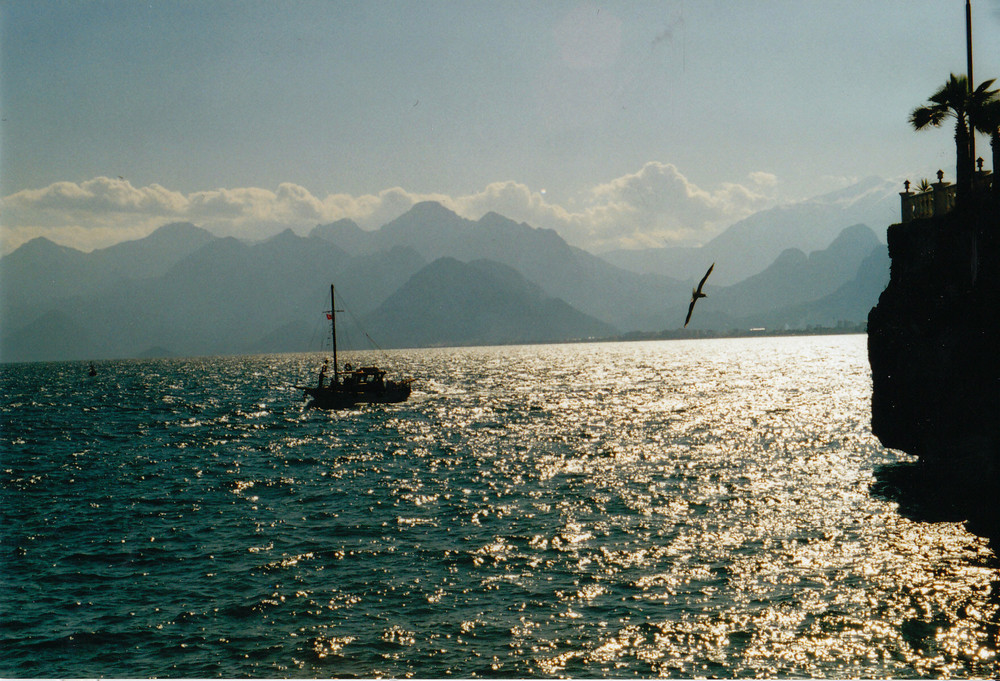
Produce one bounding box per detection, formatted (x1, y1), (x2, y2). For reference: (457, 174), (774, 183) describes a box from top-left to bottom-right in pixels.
(1, 335), (997, 678)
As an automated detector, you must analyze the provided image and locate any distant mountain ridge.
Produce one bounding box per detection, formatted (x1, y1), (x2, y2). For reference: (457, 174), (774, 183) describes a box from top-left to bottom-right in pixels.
(712, 223), (882, 317)
(0, 222), (216, 315)
(603, 176), (898, 285)
(652, 223), (888, 331)
(311, 202), (689, 331)
(1, 187), (893, 361)
(754, 245), (891, 329)
(364, 258), (616, 347)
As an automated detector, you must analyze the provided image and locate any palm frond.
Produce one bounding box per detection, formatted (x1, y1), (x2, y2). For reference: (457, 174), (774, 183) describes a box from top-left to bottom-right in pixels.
(928, 74), (970, 108)
(972, 98), (1000, 135)
(910, 105), (948, 130)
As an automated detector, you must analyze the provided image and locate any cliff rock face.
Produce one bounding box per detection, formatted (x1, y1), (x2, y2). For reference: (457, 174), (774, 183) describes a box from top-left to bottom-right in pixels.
(867, 201), (1000, 536)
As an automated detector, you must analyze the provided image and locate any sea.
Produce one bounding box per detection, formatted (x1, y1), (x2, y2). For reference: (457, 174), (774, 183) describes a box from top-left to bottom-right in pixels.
(1, 335), (997, 679)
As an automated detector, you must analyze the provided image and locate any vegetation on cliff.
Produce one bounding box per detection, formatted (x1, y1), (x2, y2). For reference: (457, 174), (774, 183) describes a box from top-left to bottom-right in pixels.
(909, 74), (997, 199)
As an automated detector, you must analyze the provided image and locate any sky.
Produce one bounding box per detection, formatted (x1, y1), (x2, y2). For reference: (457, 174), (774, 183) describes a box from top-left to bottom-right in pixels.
(2, 0), (1000, 255)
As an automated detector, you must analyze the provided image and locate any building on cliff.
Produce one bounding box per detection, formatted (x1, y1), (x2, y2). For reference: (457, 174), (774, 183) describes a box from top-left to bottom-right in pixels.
(898, 166), (993, 223)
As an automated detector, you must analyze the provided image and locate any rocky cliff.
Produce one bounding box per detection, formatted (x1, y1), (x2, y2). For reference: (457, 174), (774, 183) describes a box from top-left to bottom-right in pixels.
(867, 199), (1000, 540)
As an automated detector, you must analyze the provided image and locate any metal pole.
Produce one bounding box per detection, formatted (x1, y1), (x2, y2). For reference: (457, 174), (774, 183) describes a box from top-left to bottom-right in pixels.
(967, 0), (975, 173)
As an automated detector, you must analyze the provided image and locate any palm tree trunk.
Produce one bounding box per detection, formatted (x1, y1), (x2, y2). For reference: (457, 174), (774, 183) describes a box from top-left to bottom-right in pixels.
(956, 120), (972, 199)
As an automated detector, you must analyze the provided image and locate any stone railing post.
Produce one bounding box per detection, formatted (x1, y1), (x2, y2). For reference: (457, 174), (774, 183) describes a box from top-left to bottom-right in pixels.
(932, 169), (953, 217)
(900, 180), (914, 223)
(972, 158), (995, 199)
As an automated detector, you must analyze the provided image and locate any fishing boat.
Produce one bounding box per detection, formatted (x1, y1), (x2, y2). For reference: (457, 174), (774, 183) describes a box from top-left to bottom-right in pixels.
(297, 285), (413, 409)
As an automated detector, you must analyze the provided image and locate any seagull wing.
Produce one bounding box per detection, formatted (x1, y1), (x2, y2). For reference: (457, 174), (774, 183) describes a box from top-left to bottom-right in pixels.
(684, 263), (714, 327)
(696, 263), (715, 294)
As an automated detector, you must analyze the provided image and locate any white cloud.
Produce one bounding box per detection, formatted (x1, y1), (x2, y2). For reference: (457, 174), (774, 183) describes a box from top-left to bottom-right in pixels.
(748, 171), (778, 187)
(4, 177), (187, 215)
(0, 165), (781, 254)
(551, 162), (776, 250)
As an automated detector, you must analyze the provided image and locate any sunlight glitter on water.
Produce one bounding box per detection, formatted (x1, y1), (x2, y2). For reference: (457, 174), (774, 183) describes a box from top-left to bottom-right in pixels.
(2, 335), (998, 677)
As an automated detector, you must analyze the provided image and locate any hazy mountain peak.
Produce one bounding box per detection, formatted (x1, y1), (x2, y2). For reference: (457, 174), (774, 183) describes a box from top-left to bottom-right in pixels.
(407, 200), (460, 220)
(310, 218), (370, 255)
(773, 248), (808, 267)
(5, 236), (83, 259)
(809, 176), (898, 206)
(826, 223), (879, 249)
(92, 222), (216, 258)
(479, 211), (521, 227)
(309, 218), (362, 238)
(477, 211), (546, 236)
(382, 201), (468, 232)
(365, 256), (616, 347)
(266, 228), (301, 244)
(146, 221), (211, 240)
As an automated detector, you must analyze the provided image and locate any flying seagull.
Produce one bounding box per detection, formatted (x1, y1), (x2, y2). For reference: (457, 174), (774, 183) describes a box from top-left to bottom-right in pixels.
(684, 263), (715, 327)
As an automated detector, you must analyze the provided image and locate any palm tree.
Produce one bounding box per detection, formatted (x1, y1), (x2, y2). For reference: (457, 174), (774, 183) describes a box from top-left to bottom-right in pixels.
(910, 74), (997, 199)
(971, 96), (1000, 198)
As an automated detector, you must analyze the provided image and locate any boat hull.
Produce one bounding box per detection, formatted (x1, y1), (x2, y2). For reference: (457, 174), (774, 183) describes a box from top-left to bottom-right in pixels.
(300, 381), (412, 410)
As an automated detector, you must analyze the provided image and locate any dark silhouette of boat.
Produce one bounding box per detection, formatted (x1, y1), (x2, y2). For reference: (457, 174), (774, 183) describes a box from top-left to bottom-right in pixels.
(297, 285), (413, 409)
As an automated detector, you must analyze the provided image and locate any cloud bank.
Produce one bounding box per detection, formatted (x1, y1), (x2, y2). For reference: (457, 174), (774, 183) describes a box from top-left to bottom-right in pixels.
(1, 162), (779, 254)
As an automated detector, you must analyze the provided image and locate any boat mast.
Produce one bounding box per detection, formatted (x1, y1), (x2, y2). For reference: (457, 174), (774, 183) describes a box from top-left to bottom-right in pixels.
(330, 284), (338, 385)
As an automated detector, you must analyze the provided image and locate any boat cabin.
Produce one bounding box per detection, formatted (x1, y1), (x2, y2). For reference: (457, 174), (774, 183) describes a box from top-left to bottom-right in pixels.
(343, 365), (386, 388)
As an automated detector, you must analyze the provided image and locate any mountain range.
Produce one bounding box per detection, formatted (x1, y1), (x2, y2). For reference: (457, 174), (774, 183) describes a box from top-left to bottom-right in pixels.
(0, 179), (898, 362)
(602, 176), (899, 285)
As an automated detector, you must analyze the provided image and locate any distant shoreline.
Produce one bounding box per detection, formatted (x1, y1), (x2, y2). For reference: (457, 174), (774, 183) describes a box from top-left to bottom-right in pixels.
(613, 323), (867, 343)
(0, 326), (870, 365)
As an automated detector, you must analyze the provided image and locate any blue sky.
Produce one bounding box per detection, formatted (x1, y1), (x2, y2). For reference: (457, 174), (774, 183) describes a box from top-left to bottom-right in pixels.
(2, 0), (999, 254)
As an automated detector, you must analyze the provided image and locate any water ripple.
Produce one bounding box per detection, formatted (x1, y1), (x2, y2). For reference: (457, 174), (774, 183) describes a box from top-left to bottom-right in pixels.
(2, 336), (997, 677)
